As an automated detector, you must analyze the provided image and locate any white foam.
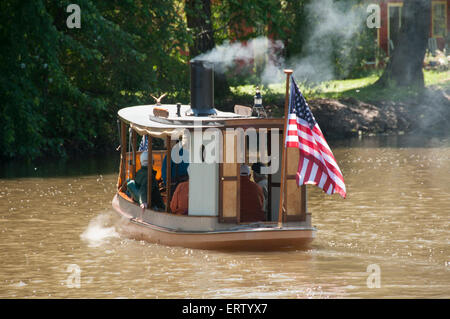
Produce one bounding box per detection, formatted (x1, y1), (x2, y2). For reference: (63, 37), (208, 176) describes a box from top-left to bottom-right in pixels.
(11, 281), (27, 288)
(81, 212), (120, 247)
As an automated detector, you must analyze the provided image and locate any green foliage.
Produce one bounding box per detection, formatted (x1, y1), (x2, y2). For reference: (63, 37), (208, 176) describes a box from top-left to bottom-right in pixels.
(0, 0), (190, 160)
(211, 0), (288, 43)
(338, 18), (381, 79)
(0, 0), (401, 160)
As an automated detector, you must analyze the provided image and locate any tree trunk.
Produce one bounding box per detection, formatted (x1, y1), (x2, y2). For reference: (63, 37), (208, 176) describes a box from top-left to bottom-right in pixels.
(185, 0), (230, 100)
(376, 0), (431, 88)
(185, 0), (215, 58)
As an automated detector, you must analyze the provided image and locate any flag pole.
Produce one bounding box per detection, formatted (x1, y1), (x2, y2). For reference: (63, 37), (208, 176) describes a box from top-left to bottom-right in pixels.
(278, 69), (293, 228)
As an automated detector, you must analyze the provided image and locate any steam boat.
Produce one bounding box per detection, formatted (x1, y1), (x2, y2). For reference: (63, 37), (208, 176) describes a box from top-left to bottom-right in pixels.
(112, 62), (316, 250)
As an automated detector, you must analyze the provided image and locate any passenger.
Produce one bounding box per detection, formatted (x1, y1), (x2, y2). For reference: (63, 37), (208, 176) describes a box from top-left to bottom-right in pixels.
(239, 164), (265, 223)
(161, 139), (189, 193)
(252, 162), (269, 220)
(128, 152), (165, 211)
(169, 172), (189, 215)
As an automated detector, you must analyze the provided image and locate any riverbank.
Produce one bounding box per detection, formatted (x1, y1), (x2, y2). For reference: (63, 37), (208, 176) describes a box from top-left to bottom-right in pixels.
(305, 87), (450, 138)
(225, 87), (450, 139)
(228, 69), (449, 139)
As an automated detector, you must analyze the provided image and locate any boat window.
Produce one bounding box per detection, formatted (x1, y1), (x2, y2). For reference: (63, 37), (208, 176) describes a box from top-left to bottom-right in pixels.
(118, 126), (174, 211)
(218, 127), (306, 224)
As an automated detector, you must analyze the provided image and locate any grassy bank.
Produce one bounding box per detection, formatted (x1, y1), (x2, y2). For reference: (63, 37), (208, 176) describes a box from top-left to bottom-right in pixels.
(228, 69), (450, 109)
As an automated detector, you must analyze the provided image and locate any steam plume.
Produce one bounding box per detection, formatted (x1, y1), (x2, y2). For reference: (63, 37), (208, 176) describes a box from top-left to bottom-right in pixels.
(191, 0), (367, 84)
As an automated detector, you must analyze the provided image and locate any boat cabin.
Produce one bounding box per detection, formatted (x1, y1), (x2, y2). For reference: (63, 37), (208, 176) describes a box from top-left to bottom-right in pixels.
(116, 104), (309, 226)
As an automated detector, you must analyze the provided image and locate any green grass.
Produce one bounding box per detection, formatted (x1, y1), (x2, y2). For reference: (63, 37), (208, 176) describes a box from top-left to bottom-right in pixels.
(424, 69), (450, 88)
(229, 69), (450, 106)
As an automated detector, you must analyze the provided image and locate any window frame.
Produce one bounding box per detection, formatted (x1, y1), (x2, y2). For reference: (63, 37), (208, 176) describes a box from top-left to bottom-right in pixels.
(431, 1), (447, 38)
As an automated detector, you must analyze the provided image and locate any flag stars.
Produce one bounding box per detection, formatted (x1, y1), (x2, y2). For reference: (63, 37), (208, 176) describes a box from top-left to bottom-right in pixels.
(291, 82), (316, 129)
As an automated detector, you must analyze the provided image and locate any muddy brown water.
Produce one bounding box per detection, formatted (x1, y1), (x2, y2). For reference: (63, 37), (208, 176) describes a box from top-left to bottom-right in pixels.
(0, 135), (449, 298)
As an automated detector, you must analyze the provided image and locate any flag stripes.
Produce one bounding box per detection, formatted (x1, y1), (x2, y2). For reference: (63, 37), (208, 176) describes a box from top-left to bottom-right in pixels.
(286, 76), (346, 198)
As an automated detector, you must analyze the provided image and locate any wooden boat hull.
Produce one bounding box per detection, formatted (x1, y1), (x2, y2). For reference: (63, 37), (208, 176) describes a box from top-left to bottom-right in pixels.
(112, 194), (315, 250)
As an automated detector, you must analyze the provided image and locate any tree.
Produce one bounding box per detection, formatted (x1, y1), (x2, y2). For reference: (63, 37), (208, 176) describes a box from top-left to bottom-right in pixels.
(0, 0), (190, 160)
(185, 0), (215, 57)
(376, 0), (431, 88)
(185, 0), (232, 99)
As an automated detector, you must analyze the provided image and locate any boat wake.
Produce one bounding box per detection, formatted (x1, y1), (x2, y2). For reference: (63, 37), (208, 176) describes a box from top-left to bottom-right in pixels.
(81, 211), (120, 247)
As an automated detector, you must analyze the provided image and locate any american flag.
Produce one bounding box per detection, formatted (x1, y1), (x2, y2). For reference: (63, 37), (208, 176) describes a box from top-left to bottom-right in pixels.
(285, 76), (346, 198)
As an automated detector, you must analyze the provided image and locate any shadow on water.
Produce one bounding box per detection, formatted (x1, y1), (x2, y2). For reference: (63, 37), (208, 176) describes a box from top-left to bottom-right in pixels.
(0, 151), (120, 179)
(1, 134), (449, 179)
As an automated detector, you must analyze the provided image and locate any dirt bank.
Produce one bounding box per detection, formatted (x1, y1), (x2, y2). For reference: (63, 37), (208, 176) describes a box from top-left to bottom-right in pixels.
(306, 88), (450, 138)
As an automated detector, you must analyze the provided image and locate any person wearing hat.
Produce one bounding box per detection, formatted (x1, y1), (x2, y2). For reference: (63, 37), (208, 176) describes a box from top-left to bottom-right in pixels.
(169, 167), (190, 215)
(161, 138), (189, 192)
(239, 164), (265, 223)
(128, 152), (165, 211)
(252, 162), (268, 220)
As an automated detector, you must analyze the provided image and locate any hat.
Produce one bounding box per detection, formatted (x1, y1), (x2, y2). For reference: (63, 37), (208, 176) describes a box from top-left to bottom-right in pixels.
(251, 162), (263, 174)
(240, 164), (250, 176)
(140, 152), (148, 167)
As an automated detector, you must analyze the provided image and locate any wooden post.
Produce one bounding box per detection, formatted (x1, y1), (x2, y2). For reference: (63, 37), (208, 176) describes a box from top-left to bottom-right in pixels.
(267, 129), (272, 221)
(166, 136), (172, 213)
(147, 135), (153, 209)
(131, 130), (137, 180)
(278, 69), (293, 228)
(300, 184), (307, 221)
(236, 132), (241, 223)
(119, 120), (127, 190)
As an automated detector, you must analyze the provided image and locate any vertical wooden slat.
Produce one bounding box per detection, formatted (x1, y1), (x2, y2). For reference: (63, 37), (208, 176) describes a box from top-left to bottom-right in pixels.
(285, 147), (302, 221)
(300, 185), (307, 221)
(119, 120), (127, 189)
(219, 161), (223, 222)
(131, 130), (137, 180)
(219, 130), (224, 222)
(166, 136), (172, 213)
(219, 129), (239, 223)
(147, 135), (152, 209)
(267, 129), (272, 221)
(284, 129), (289, 223)
(245, 135), (249, 165)
(278, 69), (293, 227)
(236, 131), (241, 223)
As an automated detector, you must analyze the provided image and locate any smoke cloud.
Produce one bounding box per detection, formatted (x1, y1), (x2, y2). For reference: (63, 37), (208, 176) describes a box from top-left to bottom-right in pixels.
(191, 0), (367, 84)
(192, 36), (285, 84)
(291, 0), (366, 82)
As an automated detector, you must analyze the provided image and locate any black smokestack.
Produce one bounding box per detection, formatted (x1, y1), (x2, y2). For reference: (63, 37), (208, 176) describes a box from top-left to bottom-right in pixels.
(190, 60), (216, 116)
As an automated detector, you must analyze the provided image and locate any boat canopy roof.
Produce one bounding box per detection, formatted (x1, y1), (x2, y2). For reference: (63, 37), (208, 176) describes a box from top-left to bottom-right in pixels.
(118, 104), (285, 138)
(118, 104), (250, 138)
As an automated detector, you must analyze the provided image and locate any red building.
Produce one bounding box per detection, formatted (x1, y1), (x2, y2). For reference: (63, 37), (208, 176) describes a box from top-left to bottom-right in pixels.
(376, 0), (449, 55)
